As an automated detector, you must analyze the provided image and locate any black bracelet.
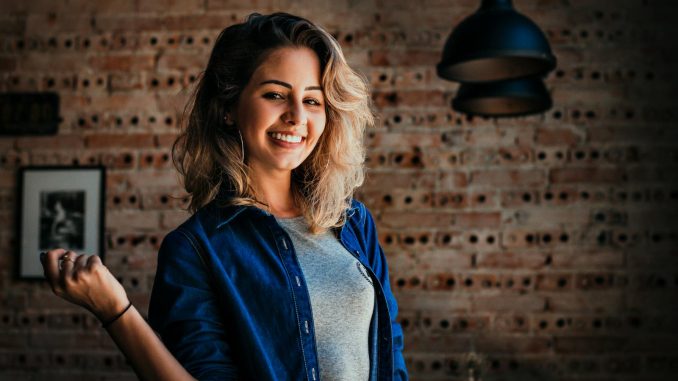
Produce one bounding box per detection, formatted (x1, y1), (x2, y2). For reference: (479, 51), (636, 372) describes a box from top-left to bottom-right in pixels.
(101, 301), (133, 329)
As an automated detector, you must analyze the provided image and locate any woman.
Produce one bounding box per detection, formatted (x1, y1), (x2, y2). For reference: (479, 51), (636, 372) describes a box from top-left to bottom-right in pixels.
(41, 12), (408, 381)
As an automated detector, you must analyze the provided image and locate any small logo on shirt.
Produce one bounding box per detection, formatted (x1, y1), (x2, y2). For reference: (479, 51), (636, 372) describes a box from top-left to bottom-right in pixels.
(356, 262), (373, 285)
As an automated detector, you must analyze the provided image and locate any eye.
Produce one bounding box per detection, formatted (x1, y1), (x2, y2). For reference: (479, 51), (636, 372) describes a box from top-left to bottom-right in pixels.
(263, 92), (284, 100)
(305, 98), (322, 106)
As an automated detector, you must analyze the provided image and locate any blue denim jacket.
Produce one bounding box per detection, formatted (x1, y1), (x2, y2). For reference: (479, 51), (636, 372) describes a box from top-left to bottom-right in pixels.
(148, 192), (408, 381)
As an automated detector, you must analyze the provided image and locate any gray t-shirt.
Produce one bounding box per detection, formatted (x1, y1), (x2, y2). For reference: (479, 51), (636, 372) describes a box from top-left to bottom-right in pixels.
(277, 215), (374, 381)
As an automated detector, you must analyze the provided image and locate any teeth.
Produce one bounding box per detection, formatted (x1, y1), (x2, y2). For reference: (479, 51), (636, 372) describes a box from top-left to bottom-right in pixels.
(270, 132), (302, 143)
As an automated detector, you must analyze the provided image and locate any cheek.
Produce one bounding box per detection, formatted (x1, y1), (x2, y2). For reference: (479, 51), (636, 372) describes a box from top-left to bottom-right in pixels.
(311, 114), (327, 138)
(237, 96), (272, 128)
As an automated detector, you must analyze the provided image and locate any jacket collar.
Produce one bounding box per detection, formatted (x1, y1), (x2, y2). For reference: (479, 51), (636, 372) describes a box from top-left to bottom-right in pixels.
(206, 187), (360, 231)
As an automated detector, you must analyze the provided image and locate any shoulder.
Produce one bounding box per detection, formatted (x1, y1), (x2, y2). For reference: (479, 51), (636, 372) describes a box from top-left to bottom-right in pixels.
(346, 198), (376, 231)
(155, 203), (227, 258)
(168, 198), (252, 238)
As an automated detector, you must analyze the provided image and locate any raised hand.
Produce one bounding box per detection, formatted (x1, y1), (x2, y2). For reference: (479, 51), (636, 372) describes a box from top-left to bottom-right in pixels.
(40, 248), (130, 325)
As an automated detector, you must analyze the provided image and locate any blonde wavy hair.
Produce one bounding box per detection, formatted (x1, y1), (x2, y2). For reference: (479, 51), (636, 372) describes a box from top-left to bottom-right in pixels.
(172, 12), (374, 234)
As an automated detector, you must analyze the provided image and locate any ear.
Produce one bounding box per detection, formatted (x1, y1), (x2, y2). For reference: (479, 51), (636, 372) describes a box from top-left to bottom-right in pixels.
(224, 110), (238, 126)
(224, 105), (238, 126)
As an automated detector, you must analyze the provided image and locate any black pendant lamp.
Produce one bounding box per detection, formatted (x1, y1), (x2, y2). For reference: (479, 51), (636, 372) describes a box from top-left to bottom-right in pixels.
(453, 77), (552, 117)
(437, 0), (556, 116)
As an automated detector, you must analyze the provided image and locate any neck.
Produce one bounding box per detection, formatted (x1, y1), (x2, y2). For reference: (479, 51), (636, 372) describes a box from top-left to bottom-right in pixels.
(248, 164), (300, 217)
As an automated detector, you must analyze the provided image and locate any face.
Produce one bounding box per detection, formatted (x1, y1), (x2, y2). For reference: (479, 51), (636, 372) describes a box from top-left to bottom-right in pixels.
(232, 46), (327, 176)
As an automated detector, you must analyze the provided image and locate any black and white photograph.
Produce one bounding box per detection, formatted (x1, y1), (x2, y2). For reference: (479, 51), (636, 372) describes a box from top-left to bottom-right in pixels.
(17, 166), (105, 279)
(39, 190), (85, 250)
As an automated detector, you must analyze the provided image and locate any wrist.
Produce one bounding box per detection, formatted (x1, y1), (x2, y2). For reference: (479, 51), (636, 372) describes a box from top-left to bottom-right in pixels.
(94, 297), (130, 323)
(100, 301), (133, 329)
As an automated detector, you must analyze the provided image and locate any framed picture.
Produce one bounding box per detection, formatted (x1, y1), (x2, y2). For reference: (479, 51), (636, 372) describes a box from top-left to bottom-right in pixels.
(16, 165), (106, 280)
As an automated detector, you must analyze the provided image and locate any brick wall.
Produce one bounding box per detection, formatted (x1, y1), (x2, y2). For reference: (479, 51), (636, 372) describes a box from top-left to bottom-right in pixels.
(1, 0), (677, 380)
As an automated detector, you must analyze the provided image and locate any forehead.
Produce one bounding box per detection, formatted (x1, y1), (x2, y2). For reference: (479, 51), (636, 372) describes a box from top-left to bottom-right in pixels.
(251, 46), (322, 81)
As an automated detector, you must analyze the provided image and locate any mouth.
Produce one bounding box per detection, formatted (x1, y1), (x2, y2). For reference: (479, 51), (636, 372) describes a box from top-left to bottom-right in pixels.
(267, 131), (306, 145)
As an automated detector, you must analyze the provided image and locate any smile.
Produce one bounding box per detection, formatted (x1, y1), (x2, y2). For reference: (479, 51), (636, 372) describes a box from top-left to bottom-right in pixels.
(267, 132), (305, 144)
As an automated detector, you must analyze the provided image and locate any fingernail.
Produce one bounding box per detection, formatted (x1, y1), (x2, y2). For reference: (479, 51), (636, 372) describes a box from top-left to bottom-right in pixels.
(40, 252), (46, 261)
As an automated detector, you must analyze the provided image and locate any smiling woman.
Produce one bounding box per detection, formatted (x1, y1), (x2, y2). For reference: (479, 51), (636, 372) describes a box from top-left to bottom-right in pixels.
(231, 47), (327, 191)
(41, 12), (408, 381)
(175, 12), (374, 231)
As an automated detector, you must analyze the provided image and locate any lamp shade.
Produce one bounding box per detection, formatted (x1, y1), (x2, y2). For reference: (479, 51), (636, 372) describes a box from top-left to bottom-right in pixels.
(437, 0), (556, 83)
(452, 76), (552, 117)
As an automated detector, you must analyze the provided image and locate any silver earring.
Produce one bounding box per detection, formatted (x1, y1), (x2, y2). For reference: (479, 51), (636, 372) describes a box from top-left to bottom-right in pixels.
(237, 129), (245, 163)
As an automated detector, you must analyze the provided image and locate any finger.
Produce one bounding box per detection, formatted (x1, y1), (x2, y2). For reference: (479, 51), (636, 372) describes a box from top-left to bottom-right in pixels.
(86, 255), (103, 269)
(43, 248), (68, 286)
(59, 250), (78, 282)
(72, 254), (90, 278)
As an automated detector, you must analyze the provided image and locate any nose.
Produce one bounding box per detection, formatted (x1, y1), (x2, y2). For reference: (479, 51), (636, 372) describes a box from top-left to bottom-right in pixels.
(282, 99), (307, 126)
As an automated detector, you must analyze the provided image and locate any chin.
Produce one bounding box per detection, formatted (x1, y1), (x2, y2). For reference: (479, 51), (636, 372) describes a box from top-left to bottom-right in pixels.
(272, 161), (303, 172)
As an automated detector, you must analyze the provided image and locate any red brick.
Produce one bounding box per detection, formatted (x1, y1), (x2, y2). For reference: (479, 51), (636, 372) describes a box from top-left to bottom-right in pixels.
(379, 211), (500, 229)
(508, 208), (590, 226)
(465, 126), (535, 147)
(160, 209), (191, 229)
(471, 169), (545, 187)
(476, 251), (546, 269)
(362, 170), (437, 190)
(85, 134), (155, 148)
(88, 55), (155, 72)
(463, 146), (534, 166)
(396, 292), (471, 311)
(21, 52), (88, 71)
(366, 131), (442, 148)
(626, 291), (678, 313)
(206, 0), (279, 10)
(369, 49), (441, 66)
(536, 126), (585, 146)
(125, 170), (183, 189)
(589, 125), (678, 143)
(0, 56), (17, 71)
(157, 53), (208, 71)
(0, 332), (28, 348)
(15, 135), (84, 150)
(472, 294), (545, 312)
(550, 167), (627, 183)
(551, 250), (624, 269)
(106, 210), (160, 230)
(137, 0), (202, 13)
(546, 291), (625, 313)
(109, 73), (144, 91)
(626, 166), (678, 183)
(554, 336), (629, 354)
(0, 137), (15, 151)
(96, 14), (232, 31)
(405, 335), (472, 353)
(23, 14), (86, 34)
(154, 134), (179, 148)
(0, 15), (25, 33)
(476, 336), (552, 354)
(372, 90), (446, 108)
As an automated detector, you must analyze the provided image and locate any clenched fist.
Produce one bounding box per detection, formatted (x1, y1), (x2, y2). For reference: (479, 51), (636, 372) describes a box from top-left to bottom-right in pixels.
(40, 249), (130, 325)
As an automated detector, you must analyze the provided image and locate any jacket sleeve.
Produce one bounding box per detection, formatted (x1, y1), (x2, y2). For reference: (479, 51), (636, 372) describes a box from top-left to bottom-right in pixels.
(360, 202), (409, 381)
(148, 228), (242, 380)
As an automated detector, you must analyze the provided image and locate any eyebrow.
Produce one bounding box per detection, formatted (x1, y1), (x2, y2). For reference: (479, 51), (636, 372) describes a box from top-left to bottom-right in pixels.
(259, 79), (322, 91)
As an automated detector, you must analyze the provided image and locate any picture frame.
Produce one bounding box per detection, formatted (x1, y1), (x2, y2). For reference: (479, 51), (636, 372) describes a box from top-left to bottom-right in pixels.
(16, 165), (106, 280)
